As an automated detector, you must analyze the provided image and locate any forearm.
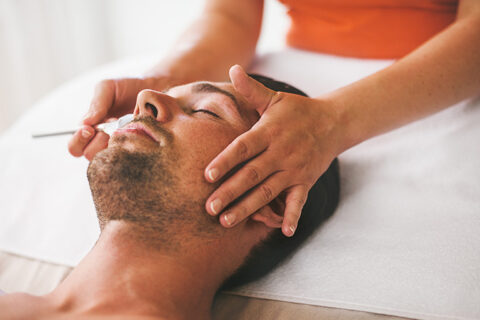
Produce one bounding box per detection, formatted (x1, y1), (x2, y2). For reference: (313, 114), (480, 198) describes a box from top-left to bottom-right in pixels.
(146, 0), (263, 85)
(324, 6), (480, 154)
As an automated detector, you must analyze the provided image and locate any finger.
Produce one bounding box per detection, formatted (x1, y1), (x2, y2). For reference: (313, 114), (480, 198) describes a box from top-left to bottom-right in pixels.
(251, 206), (283, 228)
(282, 185), (309, 237)
(205, 127), (269, 183)
(83, 131), (110, 161)
(68, 125), (96, 157)
(82, 79), (116, 126)
(229, 64), (276, 114)
(219, 172), (289, 228)
(206, 153), (279, 215)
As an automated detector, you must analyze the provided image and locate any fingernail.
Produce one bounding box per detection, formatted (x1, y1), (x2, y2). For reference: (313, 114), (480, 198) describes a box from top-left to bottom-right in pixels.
(289, 225), (296, 236)
(224, 213), (235, 226)
(210, 198), (222, 215)
(82, 129), (92, 139)
(208, 168), (219, 181)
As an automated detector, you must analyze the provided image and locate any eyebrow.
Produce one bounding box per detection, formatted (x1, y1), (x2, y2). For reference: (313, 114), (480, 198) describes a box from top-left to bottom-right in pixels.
(191, 82), (247, 120)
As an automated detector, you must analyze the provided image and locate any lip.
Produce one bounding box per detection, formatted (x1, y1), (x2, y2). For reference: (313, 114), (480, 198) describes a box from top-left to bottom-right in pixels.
(113, 122), (160, 143)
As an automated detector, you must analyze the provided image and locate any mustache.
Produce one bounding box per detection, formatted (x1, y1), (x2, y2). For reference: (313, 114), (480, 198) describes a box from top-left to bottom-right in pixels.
(131, 116), (174, 144)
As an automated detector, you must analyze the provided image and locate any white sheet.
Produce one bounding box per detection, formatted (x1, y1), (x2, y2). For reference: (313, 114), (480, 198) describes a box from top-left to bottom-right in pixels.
(0, 49), (479, 320)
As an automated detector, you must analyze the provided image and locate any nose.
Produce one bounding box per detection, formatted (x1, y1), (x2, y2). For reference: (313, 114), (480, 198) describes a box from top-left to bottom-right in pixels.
(134, 89), (175, 123)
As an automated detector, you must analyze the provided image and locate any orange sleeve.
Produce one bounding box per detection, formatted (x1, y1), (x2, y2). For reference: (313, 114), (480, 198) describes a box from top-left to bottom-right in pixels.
(279, 0), (458, 59)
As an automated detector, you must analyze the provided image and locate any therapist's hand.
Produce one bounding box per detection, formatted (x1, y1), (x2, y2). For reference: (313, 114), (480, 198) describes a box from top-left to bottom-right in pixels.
(68, 76), (171, 161)
(205, 65), (343, 237)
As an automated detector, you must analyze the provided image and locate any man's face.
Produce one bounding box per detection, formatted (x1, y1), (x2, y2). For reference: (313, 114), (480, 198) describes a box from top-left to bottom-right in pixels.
(87, 81), (262, 247)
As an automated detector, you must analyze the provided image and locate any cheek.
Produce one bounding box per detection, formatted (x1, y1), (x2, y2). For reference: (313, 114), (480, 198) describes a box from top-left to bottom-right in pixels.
(170, 122), (241, 199)
(176, 122), (240, 166)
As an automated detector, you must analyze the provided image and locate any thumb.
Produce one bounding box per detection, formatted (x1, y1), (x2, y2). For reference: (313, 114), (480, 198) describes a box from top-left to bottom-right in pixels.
(83, 79), (116, 126)
(229, 65), (276, 114)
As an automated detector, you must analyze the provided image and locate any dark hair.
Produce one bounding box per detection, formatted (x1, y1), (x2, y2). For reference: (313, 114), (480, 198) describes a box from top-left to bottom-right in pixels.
(221, 74), (340, 290)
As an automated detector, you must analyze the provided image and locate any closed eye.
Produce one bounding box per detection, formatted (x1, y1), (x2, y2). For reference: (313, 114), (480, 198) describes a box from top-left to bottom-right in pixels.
(192, 109), (220, 118)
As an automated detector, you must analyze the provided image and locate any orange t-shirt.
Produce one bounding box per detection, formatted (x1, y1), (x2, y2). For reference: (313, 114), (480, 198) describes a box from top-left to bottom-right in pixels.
(278, 0), (458, 59)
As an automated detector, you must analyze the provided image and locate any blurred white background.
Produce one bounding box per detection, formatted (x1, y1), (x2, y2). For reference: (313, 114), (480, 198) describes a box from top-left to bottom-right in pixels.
(0, 0), (288, 134)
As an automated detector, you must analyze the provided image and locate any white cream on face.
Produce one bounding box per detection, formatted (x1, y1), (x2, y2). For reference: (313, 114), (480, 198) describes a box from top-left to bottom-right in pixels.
(97, 114), (134, 136)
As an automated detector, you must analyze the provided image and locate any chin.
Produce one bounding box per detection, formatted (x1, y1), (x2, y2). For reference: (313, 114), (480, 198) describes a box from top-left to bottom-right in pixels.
(108, 135), (161, 154)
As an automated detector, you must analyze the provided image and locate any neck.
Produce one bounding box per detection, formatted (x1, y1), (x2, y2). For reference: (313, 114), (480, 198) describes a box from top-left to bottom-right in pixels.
(46, 221), (230, 319)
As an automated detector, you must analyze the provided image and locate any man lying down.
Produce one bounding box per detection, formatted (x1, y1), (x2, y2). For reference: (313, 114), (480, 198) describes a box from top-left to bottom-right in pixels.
(0, 75), (339, 319)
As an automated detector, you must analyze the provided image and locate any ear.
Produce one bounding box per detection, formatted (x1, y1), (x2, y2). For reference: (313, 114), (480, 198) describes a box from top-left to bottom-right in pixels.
(250, 195), (286, 229)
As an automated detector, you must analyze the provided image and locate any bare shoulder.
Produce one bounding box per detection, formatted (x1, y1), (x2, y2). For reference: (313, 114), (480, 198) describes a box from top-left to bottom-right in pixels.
(0, 292), (47, 319)
(71, 315), (171, 320)
(0, 294), (171, 320)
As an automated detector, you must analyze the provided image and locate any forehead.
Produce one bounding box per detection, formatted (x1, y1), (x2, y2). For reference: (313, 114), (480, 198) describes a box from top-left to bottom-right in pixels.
(167, 81), (234, 96)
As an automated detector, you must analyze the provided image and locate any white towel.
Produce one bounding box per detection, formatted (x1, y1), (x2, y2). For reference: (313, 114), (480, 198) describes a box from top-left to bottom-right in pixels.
(0, 49), (479, 320)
